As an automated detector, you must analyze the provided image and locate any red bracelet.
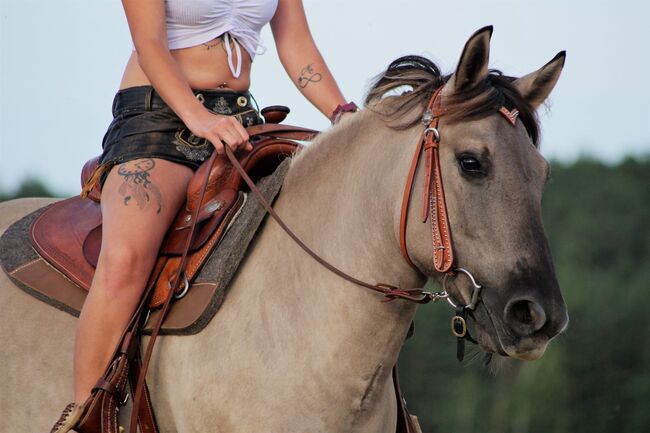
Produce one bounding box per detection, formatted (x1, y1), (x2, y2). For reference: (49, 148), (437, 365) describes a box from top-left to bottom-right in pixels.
(330, 102), (359, 124)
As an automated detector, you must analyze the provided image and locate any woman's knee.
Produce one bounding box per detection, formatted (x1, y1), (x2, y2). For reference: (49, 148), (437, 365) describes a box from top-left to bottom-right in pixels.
(91, 158), (194, 298)
(93, 243), (157, 295)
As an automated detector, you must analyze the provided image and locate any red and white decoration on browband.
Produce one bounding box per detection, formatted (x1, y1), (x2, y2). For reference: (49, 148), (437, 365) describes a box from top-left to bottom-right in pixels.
(498, 106), (520, 126)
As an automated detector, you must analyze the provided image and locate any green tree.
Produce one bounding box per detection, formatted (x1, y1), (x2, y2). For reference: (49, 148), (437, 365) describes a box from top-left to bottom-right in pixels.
(0, 177), (57, 202)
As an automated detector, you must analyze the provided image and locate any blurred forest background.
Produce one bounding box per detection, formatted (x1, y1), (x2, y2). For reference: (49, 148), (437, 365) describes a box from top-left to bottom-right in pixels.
(399, 156), (650, 433)
(0, 156), (648, 433)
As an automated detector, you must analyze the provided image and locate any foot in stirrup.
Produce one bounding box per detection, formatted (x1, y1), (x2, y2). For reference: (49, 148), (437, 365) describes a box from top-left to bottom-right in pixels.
(50, 402), (83, 433)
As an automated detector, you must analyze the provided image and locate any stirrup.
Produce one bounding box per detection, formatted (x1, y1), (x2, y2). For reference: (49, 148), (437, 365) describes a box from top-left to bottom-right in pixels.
(50, 402), (83, 433)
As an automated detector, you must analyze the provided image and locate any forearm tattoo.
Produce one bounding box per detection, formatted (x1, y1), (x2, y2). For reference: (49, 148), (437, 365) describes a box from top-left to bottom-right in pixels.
(297, 64), (322, 88)
(117, 159), (162, 214)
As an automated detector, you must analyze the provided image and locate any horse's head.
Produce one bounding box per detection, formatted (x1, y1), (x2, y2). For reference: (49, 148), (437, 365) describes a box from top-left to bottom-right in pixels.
(367, 26), (568, 360)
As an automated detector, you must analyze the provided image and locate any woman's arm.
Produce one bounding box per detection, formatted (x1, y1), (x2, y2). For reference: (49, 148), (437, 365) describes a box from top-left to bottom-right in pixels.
(121, 0), (250, 152)
(270, 0), (350, 119)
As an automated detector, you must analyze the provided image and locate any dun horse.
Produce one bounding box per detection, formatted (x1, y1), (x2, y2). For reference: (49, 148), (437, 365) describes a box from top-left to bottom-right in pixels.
(0, 27), (568, 432)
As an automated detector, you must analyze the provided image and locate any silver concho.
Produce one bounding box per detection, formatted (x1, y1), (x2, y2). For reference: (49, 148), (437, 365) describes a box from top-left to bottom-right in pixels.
(204, 199), (223, 213)
(421, 108), (434, 125)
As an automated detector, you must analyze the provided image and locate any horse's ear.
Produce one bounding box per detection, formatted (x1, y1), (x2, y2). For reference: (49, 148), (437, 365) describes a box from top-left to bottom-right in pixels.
(444, 26), (493, 95)
(513, 51), (566, 109)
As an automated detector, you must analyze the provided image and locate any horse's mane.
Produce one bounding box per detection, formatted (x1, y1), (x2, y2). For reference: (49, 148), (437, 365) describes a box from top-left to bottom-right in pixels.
(364, 55), (541, 146)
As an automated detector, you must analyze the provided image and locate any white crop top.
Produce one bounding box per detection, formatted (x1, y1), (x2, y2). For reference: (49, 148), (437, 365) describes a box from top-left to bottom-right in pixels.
(165, 0), (279, 78)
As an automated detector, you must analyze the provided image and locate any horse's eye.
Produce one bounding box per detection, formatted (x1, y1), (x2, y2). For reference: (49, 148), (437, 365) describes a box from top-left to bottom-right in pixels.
(458, 155), (484, 175)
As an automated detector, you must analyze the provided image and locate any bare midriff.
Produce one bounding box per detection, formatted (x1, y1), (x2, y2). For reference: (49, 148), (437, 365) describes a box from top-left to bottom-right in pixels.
(119, 35), (253, 91)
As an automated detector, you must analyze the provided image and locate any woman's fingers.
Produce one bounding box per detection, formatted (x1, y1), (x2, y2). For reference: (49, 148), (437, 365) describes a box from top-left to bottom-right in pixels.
(229, 117), (249, 145)
(207, 117), (250, 154)
(186, 111), (252, 154)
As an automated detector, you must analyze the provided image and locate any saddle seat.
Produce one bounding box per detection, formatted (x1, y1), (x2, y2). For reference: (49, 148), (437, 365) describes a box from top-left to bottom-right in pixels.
(28, 113), (317, 321)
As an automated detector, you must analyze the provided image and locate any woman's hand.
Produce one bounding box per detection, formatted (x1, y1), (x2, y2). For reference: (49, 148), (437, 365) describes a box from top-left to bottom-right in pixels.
(185, 109), (252, 154)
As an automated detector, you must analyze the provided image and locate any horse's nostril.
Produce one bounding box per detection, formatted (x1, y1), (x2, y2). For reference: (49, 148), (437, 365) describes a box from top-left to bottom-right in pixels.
(505, 298), (547, 335)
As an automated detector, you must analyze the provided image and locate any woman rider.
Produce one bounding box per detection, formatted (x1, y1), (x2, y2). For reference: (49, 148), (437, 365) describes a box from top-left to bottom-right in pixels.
(51, 0), (356, 430)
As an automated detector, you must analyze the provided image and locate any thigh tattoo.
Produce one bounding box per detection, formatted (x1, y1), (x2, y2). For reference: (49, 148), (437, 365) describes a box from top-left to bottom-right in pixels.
(117, 159), (162, 214)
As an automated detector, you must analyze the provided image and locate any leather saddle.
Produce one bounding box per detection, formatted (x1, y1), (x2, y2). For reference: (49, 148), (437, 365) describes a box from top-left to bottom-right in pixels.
(29, 111), (317, 316)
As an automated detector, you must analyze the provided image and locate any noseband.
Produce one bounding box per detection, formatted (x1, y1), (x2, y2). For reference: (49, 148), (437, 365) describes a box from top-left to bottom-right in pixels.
(223, 86), (512, 361)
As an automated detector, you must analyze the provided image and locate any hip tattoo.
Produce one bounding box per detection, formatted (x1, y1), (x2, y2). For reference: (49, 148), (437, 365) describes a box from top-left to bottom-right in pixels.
(117, 158), (162, 214)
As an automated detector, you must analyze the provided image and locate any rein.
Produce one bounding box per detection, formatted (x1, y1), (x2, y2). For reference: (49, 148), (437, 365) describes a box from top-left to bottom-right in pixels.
(224, 87), (484, 360)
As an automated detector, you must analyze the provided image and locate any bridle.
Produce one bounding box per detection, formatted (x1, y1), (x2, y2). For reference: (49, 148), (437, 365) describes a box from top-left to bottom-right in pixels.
(397, 86), (483, 361)
(223, 86), (493, 361)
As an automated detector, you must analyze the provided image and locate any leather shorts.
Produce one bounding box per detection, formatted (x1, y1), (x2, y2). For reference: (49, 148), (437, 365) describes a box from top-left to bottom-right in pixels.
(96, 85), (263, 186)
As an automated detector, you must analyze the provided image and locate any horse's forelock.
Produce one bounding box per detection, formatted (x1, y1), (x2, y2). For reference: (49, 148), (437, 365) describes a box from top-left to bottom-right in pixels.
(364, 56), (541, 146)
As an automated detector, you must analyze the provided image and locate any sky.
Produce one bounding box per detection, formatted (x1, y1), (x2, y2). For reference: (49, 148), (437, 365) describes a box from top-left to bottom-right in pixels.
(1, 0), (649, 195)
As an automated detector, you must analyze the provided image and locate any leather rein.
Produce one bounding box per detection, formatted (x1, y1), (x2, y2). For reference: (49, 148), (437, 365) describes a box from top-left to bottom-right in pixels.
(223, 87), (484, 360)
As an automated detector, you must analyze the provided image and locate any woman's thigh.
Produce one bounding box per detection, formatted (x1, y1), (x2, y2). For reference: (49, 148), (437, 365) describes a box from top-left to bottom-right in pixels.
(97, 157), (193, 279)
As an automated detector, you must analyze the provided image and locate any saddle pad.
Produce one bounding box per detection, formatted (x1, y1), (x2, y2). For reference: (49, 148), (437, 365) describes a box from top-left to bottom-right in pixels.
(0, 159), (291, 335)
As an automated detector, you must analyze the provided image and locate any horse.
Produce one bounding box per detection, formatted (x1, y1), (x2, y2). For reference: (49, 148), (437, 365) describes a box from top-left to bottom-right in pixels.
(0, 26), (568, 432)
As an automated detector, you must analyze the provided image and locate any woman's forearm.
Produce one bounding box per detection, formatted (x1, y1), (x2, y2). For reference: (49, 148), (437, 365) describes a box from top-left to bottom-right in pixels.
(133, 40), (250, 152)
(278, 41), (346, 118)
(134, 41), (206, 123)
(120, 0), (249, 152)
(271, 0), (348, 119)
(121, 0), (206, 124)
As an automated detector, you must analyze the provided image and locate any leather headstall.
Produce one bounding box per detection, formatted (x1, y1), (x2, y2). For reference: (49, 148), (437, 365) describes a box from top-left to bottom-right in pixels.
(399, 87), (454, 274)
(398, 87), (484, 361)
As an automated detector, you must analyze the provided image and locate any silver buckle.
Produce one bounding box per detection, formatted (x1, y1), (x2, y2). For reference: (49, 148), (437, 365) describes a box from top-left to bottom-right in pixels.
(424, 127), (440, 142)
(168, 272), (190, 300)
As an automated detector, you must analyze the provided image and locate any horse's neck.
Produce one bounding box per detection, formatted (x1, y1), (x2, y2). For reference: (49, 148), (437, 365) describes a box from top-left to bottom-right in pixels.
(228, 113), (425, 374)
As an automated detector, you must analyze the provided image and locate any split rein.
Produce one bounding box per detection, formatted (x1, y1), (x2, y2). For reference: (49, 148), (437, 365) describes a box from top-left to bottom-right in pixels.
(223, 87), (484, 361)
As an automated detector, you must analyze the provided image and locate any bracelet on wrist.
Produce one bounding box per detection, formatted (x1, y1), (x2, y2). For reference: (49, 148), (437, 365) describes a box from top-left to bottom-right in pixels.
(330, 102), (359, 124)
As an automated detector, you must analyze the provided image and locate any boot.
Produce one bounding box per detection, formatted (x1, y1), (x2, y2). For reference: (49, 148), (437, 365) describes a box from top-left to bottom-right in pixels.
(50, 402), (83, 433)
